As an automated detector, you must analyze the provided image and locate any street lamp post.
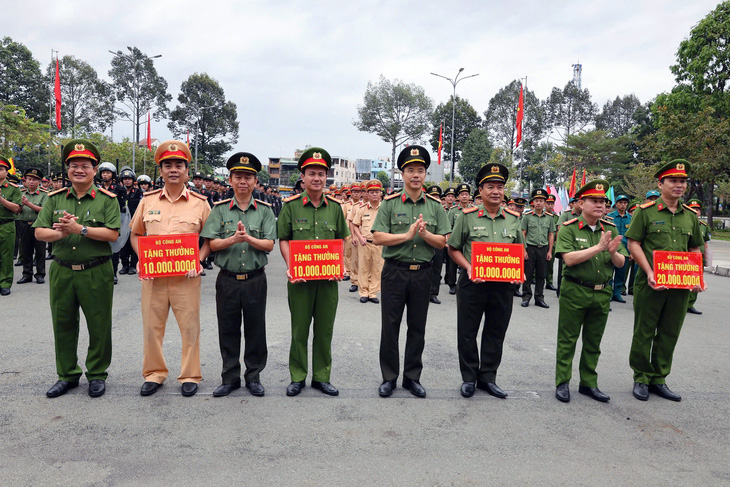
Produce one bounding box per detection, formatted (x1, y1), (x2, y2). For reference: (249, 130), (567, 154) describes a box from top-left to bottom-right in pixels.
(430, 68), (479, 185)
(194, 105), (216, 174)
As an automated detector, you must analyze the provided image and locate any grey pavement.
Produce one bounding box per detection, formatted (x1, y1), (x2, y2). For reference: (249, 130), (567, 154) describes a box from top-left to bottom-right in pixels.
(1, 256), (729, 486)
(708, 238), (730, 276)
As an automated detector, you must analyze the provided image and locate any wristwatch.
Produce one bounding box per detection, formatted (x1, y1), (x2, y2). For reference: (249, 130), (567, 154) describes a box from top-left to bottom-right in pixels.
(80, 226), (88, 236)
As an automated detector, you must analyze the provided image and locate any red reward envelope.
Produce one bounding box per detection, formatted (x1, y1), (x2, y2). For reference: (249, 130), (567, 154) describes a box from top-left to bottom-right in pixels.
(470, 242), (524, 282)
(653, 250), (704, 289)
(138, 233), (200, 278)
(289, 239), (344, 281)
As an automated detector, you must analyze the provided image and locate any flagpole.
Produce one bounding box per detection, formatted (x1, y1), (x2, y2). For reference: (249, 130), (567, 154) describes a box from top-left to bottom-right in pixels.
(518, 76), (527, 194)
(48, 49), (58, 178)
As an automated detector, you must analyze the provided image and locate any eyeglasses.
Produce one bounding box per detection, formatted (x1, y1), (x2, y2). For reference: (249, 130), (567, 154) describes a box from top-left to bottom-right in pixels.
(68, 165), (93, 171)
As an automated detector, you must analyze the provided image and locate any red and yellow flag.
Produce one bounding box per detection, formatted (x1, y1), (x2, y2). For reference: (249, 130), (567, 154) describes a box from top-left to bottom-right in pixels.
(437, 122), (443, 165)
(515, 84), (524, 149)
(54, 59), (62, 129)
(147, 111), (152, 150)
(580, 169), (587, 188)
(569, 167), (577, 198)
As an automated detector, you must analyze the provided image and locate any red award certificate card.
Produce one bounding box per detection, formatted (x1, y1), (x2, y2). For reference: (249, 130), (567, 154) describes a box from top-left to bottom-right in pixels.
(470, 242), (524, 282)
(653, 250), (704, 289)
(138, 233), (200, 278)
(288, 239), (344, 281)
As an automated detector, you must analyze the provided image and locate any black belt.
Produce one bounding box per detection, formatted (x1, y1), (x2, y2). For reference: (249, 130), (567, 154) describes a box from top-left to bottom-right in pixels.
(385, 258), (432, 271)
(19, 220), (35, 224)
(565, 275), (610, 291)
(220, 267), (265, 281)
(0, 219), (14, 225)
(53, 255), (111, 271)
(366, 239), (374, 243)
(527, 244), (547, 249)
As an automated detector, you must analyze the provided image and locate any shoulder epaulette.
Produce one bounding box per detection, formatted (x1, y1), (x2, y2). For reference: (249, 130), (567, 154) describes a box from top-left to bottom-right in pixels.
(7, 181), (19, 188)
(325, 195), (341, 205)
(283, 193), (302, 203)
(190, 191), (208, 201)
(682, 204), (697, 214)
(256, 198), (273, 207)
(40, 188), (49, 193)
(98, 187), (117, 198)
(504, 208), (521, 218)
(699, 220), (708, 227)
(563, 218), (579, 226)
(48, 187), (67, 197)
(214, 198), (232, 206)
(384, 193), (400, 201)
(145, 188), (163, 196)
(523, 209), (534, 215)
(600, 218), (616, 227)
(640, 201), (656, 209)
(463, 206), (479, 214)
(425, 193), (441, 203)
(604, 215), (614, 220)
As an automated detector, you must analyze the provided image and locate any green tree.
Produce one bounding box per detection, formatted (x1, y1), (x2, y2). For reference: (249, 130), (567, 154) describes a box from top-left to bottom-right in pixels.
(0, 37), (47, 123)
(484, 80), (545, 154)
(354, 75), (433, 183)
(288, 172), (301, 187)
(376, 170), (390, 189)
(45, 55), (115, 138)
(0, 103), (55, 173)
(428, 95), (481, 168)
(257, 169), (270, 185)
(459, 128), (493, 185)
(563, 130), (634, 182)
(621, 162), (657, 201)
(168, 72), (239, 168)
(595, 94), (642, 137)
(545, 81), (598, 142)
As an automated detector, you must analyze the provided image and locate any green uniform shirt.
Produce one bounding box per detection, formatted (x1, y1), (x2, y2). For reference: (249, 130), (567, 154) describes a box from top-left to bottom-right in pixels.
(521, 210), (556, 246)
(18, 189), (47, 222)
(200, 197), (277, 272)
(448, 204), (472, 228)
(447, 205), (524, 263)
(33, 185), (121, 262)
(0, 181), (22, 220)
(556, 216), (629, 283)
(372, 190), (451, 263)
(624, 198), (703, 268)
(277, 191), (349, 241)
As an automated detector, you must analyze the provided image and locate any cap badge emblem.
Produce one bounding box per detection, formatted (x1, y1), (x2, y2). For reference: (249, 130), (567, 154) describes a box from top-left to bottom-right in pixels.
(410, 148), (419, 156)
(313, 152), (322, 160)
(75, 143), (85, 151)
(596, 184), (604, 190)
(676, 163), (685, 170)
(241, 156), (249, 164)
(169, 143), (178, 151)
(491, 166), (500, 173)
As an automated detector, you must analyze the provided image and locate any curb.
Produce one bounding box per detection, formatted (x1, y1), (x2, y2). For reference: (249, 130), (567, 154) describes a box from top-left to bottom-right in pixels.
(708, 265), (730, 277)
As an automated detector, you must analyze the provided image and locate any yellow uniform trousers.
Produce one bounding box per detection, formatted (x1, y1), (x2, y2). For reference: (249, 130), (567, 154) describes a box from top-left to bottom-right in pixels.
(350, 240), (360, 286)
(344, 235), (353, 276)
(358, 241), (383, 298)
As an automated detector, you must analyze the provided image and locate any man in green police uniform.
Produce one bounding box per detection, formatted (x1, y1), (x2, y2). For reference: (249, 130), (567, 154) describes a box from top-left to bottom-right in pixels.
(372, 145), (451, 398)
(202, 152), (277, 397)
(0, 157), (22, 295)
(554, 180), (628, 403)
(545, 193), (559, 291)
(34, 139), (121, 398)
(17, 168), (48, 284)
(277, 147), (349, 397)
(448, 163), (524, 398)
(626, 160), (705, 402)
(685, 198), (710, 315)
(445, 183), (472, 295)
(427, 185), (445, 304)
(520, 188), (555, 308)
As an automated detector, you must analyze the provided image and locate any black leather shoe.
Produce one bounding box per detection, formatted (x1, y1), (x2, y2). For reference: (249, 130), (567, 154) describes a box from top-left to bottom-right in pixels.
(127, 268), (137, 275)
(649, 383), (681, 402)
(514, 290), (523, 298)
(119, 267), (129, 275)
(556, 382), (570, 403)
(113, 276), (118, 285)
(349, 285), (358, 292)
(612, 296), (626, 303)
(535, 299), (550, 309)
(369, 297), (379, 304)
(46, 254), (53, 260)
(88, 379), (106, 398)
(140, 381), (162, 396)
(213, 380), (241, 397)
(312, 381), (339, 396)
(687, 307), (702, 315)
(14, 260), (22, 266)
(286, 381), (305, 396)
(379, 380), (396, 397)
(621, 291), (627, 296)
(16, 276), (32, 284)
(46, 380), (79, 398)
(578, 385), (610, 402)
(460, 381), (475, 398)
(632, 382), (649, 401)
(0, 288), (10, 296)
(449, 286), (457, 295)
(342, 275), (350, 281)
(360, 296), (368, 303)
(245, 381), (265, 397)
(521, 300), (529, 307)
(205, 262), (214, 270)
(546, 284), (557, 291)
(429, 295), (441, 304)
(200, 269), (206, 276)
(181, 382), (198, 397)
(477, 381), (507, 398)
(36, 277), (45, 284)
(402, 378), (426, 398)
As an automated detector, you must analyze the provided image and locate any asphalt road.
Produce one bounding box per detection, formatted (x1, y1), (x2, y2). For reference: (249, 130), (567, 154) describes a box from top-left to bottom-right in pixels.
(1, 256), (728, 486)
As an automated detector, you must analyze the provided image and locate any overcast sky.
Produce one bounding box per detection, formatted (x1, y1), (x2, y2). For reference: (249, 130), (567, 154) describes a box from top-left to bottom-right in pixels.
(3, 0), (721, 164)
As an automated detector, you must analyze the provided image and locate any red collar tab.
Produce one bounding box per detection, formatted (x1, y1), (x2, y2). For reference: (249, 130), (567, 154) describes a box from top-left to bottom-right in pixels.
(229, 199), (235, 210)
(402, 193), (407, 203)
(578, 220), (585, 230)
(90, 189), (96, 199)
(657, 203), (664, 211)
(302, 196), (308, 206)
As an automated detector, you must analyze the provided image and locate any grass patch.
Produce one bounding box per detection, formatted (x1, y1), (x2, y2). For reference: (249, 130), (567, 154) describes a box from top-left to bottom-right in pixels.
(712, 229), (730, 241)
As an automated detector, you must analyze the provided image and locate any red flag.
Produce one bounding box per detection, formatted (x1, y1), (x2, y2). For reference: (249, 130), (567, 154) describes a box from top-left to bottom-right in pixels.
(147, 112), (152, 149)
(186, 130), (190, 147)
(54, 59), (62, 129)
(515, 84), (524, 149)
(580, 169), (586, 188)
(569, 167), (577, 198)
(437, 122), (443, 165)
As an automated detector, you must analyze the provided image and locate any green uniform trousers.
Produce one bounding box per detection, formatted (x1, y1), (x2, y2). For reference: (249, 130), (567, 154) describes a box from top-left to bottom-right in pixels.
(630, 277), (689, 385)
(687, 291), (698, 309)
(49, 260), (114, 381)
(287, 279), (338, 383)
(0, 222), (16, 288)
(546, 254), (555, 286)
(556, 279), (611, 387)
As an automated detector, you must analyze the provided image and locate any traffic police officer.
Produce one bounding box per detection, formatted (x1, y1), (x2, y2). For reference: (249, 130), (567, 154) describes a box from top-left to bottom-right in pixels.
(372, 145), (450, 398)
(17, 168), (47, 284)
(554, 180), (628, 403)
(0, 157), (22, 295)
(608, 194), (632, 303)
(447, 163), (524, 398)
(625, 160), (705, 402)
(351, 179), (384, 303)
(277, 147), (349, 397)
(34, 139), (121, 397)
(201, 152), (276, 397)
(685, 198), (710, 315)
(520, 188), (555, 308)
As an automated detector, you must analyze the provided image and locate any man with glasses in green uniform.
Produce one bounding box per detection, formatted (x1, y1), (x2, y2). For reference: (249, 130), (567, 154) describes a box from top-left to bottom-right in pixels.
(277, 147), (349, 397)
(16, 168), (48, 284)
(625, 160), (705, 402)
(0, 157), (22, 296)
(34, 140), (121, 398)
(520, 188), (555, 308)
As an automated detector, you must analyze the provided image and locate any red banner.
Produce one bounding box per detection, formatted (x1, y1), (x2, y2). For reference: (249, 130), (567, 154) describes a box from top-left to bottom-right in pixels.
(147, 111), (152, 149)
(138, 233), (200, 278)
(653, 250), (704, 289)
(288, 239), (344, 281)
(470, 242), (524, 282)
(515, 84), (524, 149)
(54, 59), (62, 129)
(437, 122), (443, 166)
